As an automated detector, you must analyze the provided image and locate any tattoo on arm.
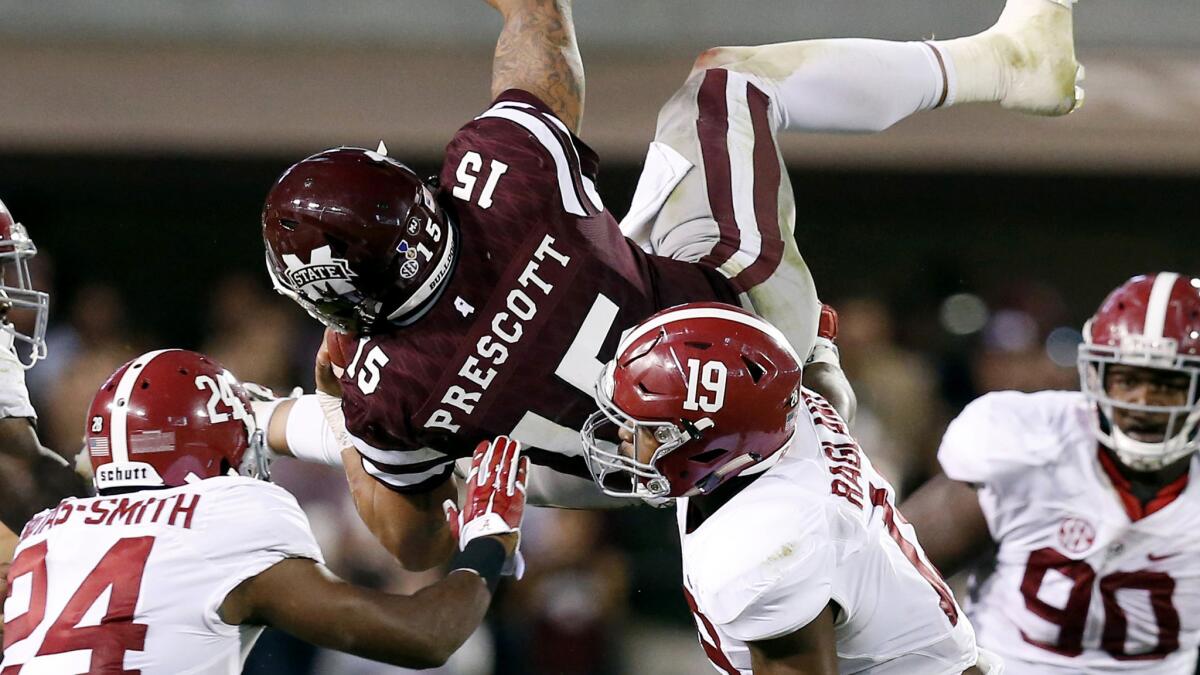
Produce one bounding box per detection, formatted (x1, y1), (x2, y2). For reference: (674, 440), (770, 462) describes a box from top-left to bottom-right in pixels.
(491, 0), (584, 132)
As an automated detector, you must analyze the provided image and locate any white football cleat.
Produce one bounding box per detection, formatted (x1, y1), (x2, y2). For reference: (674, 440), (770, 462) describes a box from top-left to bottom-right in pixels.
(988, 0), (1084, 115)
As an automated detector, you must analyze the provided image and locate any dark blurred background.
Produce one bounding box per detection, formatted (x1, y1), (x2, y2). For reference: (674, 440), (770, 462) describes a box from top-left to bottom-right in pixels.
(2, 0), (1199, 672)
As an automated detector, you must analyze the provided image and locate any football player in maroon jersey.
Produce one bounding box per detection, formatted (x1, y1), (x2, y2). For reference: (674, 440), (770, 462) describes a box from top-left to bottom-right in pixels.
(902, 273), (1200, 671)
(260, 0), (1082, 571)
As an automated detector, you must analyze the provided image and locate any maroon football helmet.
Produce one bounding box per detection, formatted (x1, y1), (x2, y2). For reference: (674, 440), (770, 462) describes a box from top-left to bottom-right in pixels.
(582, 302), (803, 501)
(1079, 272), (1200, 470)
(0, 198), (48, 368)
(262, 146), (457, 334)
(85, 349), (267, 493)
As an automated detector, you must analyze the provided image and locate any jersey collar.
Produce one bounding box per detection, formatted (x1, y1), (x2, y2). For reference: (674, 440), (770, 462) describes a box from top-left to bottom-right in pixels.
(1096, 446), (1191, 521)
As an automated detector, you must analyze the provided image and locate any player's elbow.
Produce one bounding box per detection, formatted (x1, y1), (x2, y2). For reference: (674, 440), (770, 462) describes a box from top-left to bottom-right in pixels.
(402, 646), (451, 670)
(391, 633), (455, 670)
(393, 545), (446, 573)
(423, 639), (457, 670)
(385, 525), (456, 572)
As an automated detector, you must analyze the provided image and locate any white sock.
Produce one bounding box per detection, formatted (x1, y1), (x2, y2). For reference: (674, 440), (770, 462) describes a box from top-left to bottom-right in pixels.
(930, 0), (1071, 106)
(719, 38), (949, 134)
(929, 34), (1006, 105)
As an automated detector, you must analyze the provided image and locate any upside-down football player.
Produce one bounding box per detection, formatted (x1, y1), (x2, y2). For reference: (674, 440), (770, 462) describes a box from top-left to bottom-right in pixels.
(580, 302), (998, 674)
(257, 0), (1083, 572)
(901, 273), (1200, 673)
(2, 349), (529, 673)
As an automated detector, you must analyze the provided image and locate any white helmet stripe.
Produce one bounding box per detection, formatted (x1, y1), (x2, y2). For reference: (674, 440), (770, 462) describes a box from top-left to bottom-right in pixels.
(1144, 272), (1180, 341)
(109, 349), (178, 463)
(616, 306), (800, 363)
(387, 223), (456, 321)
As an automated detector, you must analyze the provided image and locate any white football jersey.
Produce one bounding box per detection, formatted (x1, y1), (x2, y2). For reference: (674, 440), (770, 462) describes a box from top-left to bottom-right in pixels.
(680, 391), (979, 675)
(940, 390), (1200, 673)
(0, 330), (35, 419)
(2, 477), (322, 675)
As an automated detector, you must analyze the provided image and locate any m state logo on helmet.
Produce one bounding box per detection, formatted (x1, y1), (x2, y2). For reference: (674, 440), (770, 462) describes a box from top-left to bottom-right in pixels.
(582, 302), (803, 501)
(1078, 272), (1200, 471)
(85, 349), (268, 493)
(0, 197), (49, 368)
(262, 147), (457, 335)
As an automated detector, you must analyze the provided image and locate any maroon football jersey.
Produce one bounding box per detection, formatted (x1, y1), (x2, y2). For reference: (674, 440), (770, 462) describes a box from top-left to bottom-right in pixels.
(340, 90), (737, 492)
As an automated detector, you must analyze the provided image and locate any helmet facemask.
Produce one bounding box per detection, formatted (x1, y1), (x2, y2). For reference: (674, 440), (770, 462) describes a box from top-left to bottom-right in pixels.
(1079, 335), (1200, 472)
(582, 362), (709, 504)
(0, 222), (49, 369)
(238, 426), (271, 482)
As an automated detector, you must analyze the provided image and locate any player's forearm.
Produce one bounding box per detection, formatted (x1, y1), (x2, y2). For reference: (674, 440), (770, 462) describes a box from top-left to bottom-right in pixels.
(242, 559), (490, 669)
(899, 473), (993, 576)
(489, 0), (584, 131)
(0, 444), (89, 532)
(331, 571), (491, 668)
(266, 395), (345, 467)
(343, 448), (457, 571)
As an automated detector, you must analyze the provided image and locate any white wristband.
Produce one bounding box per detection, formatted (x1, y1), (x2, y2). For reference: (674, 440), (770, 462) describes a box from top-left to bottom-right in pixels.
(806, 336), (842, 367)
(283, 394), (347, 466)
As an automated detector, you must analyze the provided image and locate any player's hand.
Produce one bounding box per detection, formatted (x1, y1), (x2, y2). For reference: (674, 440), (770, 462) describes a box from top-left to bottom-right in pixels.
(315, 339), (343, 398)
(442, 436), (529, 568)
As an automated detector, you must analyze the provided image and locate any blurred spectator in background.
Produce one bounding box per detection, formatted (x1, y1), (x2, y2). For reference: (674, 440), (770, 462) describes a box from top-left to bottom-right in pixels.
(834, 280), (1082, 496)
(30, 282), (144, 454)
(836, 296), (947, 495)
(970, 281), (1079, 394)
(493, 508), (629, 675)
(202, 272), (305, 393)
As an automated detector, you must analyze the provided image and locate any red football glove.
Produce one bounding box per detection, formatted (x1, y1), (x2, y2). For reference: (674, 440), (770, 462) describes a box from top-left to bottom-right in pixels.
(817, 303), (839, 342)
(443, 436), (530, 574)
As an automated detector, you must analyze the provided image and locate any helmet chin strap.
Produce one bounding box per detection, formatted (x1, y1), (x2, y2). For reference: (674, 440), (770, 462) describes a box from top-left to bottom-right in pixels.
(685, 429), (796, 497)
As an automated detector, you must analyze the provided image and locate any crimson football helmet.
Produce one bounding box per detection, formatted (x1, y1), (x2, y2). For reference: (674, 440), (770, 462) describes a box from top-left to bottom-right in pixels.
(1079, 272), (1200, 471)
(262, 147), (457, 334)
(0, 198), (49, 368)
(84, 349), (268, 493)
(582, 302), (803, 501)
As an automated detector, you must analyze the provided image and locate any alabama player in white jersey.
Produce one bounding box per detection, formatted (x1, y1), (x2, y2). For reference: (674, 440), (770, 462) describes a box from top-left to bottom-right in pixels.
(0, 196), (91, 533)
(2, 348), (530, 674)
(902, 272), (1200, 673)
(0, 197), (92, 648)
(581, 302), (991, 674)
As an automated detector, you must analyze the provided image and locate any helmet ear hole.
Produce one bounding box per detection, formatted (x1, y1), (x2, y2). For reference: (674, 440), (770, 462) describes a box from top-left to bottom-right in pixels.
(279, 219), (298, 232)
(690, 448), (726, 465)
(742, 355), (766, 383)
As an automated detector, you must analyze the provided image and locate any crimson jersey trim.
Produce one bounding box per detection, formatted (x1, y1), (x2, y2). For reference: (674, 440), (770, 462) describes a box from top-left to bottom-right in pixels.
(1096, 447), (1190, 521)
